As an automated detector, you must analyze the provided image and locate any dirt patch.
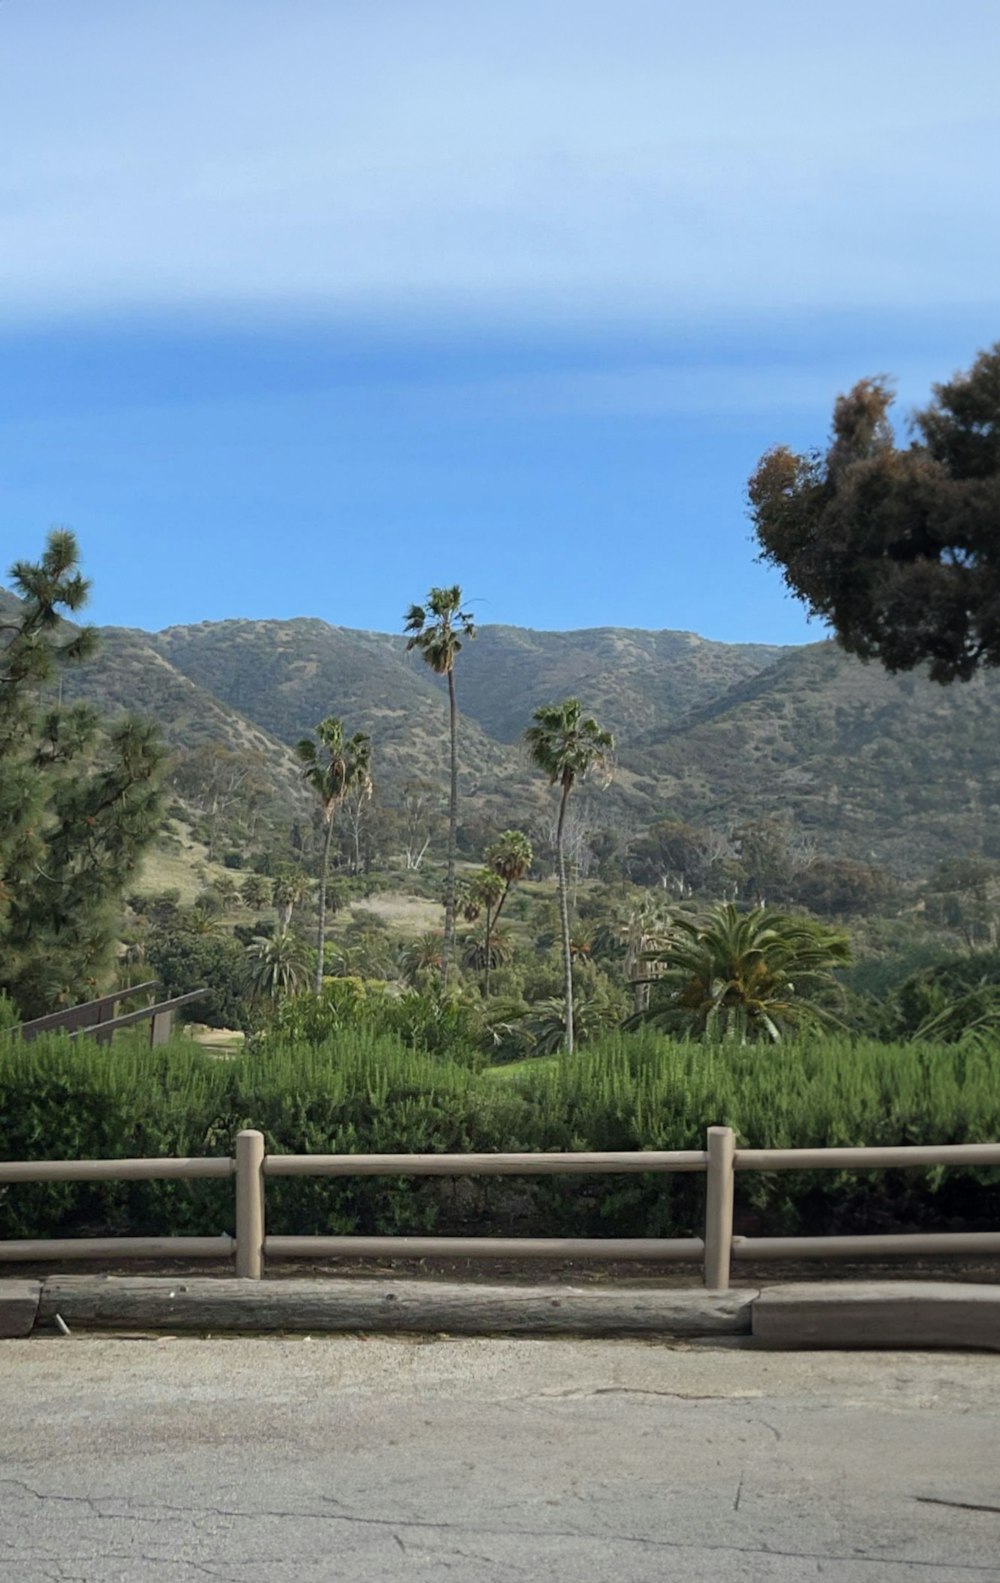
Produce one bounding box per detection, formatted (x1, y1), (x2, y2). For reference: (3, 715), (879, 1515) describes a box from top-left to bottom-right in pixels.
(5, 1255), (1000, 1288)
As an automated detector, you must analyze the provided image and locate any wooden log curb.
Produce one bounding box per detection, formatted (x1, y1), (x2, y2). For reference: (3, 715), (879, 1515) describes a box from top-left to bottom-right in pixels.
(33, 1276), (757, 1337)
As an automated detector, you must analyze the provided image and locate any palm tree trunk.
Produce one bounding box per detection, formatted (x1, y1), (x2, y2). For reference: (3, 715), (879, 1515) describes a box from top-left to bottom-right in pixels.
(556, 777), (574, 1054)
(315, 815), (335, 994)
(443, 668), (458, 980)
(483, 902), (493, 999)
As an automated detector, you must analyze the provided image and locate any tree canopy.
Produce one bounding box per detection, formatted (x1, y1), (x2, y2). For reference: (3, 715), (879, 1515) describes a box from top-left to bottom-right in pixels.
(1, 532), (164, 1016)
(748, 342), (1000, 683)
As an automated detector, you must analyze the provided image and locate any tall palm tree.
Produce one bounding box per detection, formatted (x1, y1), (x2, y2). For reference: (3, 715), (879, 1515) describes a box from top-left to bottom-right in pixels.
(524, 700), (613, 1054)
(465, 866), (506, 996)
(486, 829), (533, 923)
(403, 587), (476, 979)
(295, 718), (373, 993)
(627, 901), (851, 1042)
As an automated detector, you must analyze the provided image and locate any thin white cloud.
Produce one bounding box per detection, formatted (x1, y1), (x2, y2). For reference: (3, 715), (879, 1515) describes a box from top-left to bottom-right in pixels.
(1, 0), (998, 321)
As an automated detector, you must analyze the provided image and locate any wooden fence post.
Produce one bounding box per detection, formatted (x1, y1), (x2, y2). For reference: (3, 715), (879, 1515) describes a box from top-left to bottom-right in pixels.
(704, 1126), (735, 1291)
(235, 1130), (266, 1280)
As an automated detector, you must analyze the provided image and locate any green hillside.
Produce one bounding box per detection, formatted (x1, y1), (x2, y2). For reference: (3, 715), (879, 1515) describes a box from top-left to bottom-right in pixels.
(12, 592), (1000, 881)
(633, 640), (1000, 875)
(447, 625), (784, 742)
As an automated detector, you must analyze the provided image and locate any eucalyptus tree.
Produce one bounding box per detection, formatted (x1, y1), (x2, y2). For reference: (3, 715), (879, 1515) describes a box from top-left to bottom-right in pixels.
(295, 718), (373, 992)
(523, 700), (613, 1053)
(403, 586), (476, 977)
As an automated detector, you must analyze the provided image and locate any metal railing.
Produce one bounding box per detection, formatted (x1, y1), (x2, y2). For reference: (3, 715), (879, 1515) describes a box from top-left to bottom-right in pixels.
(1, 1128), (999, 1290)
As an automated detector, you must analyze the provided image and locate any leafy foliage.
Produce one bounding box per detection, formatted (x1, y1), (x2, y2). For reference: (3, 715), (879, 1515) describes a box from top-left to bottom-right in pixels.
(3, 1029), (999, 1242)
(630, 902), (851, 1042)
(749, 342), (1000, 683)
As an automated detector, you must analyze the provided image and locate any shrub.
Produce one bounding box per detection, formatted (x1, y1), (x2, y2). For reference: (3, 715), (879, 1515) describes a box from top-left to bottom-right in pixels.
(1, 1029), (998, 1243)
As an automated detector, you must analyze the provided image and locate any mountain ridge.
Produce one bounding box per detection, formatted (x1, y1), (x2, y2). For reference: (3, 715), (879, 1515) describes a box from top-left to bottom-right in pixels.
(7, 592), (1000, 878)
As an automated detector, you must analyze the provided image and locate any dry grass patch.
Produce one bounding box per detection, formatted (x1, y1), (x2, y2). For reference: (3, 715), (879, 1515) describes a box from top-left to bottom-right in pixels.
(350, 893), (443, 936)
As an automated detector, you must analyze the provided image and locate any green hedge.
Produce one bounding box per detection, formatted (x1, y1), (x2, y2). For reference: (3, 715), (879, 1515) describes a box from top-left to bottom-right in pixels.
(1, 1030), (998, 1243)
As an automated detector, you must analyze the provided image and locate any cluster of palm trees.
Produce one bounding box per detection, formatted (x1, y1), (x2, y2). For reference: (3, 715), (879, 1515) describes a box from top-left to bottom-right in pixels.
(288, 584), (616, 1053)
(281, 582), (851, 1053)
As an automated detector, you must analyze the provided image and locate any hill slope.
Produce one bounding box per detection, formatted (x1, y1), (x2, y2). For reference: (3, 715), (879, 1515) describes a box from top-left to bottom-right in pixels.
(632, 640), (1000, 874)
(12, 590), (1000, 878)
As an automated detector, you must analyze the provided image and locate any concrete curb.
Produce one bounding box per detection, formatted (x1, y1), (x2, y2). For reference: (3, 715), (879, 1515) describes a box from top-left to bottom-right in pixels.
(0, 1281), (40, 1338)
(753, 1280), (1000, 1351)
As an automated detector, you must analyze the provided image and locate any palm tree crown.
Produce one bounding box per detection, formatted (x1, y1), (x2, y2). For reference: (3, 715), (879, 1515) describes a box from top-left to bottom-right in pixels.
(523, 700), (614, 792)
(295, 717), (373, 992)
(629, 901), (851, 1042)
(295, 719), (373, 822)
(403, 586), (476, 674)
(486, 829), (533, 890)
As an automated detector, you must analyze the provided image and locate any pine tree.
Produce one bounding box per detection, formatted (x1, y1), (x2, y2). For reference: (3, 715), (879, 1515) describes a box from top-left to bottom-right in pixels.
(0, 532), (165, 1016)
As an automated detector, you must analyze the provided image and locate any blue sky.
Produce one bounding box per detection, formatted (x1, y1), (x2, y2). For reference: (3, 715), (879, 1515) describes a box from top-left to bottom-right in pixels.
(2, 1), (998, 643)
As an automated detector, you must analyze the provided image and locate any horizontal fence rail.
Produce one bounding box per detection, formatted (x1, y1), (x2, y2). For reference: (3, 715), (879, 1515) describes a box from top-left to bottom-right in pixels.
(0, 1127), (998, 1289)
(15, 982), (161, 1040)
(0, 1157), (234, 1184)
(264, 1150), (708, 1177)
(265, 1236), (704, 1261)
(734, 1144), (1000, 1170)
(0, 1236), (235, 1263)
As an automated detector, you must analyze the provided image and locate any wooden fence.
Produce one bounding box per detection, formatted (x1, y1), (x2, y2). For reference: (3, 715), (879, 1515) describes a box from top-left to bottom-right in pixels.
(2, 1129), (1000, 1289)
(14, 983), (209, 1046)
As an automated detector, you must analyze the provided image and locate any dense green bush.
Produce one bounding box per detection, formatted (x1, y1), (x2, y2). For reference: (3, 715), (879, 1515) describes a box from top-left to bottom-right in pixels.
(1, 1029), (998, 1243)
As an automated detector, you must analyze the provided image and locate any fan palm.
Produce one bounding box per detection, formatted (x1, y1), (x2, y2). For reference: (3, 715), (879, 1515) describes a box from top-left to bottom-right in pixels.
(486, 829), (533, 916)
(295, 719), (373, 992)
(240, 874), (272, 912)
(523, 700), (613, 1053)
(464, 867), (506, 994)
(593, 898), (673, 1014)
(271, 869), (310, 931)
(403, 587), (476, 979)
(628, 902), (851, 1042)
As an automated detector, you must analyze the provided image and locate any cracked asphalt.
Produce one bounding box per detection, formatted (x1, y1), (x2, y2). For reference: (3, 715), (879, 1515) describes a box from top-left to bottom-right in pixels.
(2, 1335), (999, 1581)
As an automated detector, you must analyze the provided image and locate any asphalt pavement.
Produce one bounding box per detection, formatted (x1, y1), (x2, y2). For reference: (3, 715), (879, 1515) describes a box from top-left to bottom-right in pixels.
(2, 1334), (999, 1581)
